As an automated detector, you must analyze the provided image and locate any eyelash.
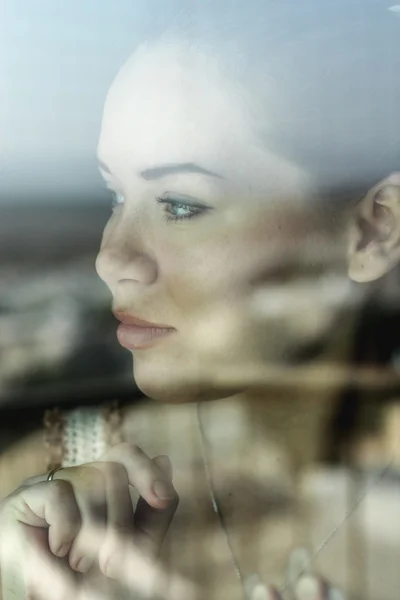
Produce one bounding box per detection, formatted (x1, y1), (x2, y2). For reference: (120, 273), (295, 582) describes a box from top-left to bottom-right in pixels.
(111, 191), (124, 209)
(156, 195), (210, 222)
(108, 189), (210, 222)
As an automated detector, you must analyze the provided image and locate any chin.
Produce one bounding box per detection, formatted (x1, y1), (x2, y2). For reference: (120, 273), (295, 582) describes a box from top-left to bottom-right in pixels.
(132, 359), (244, 404)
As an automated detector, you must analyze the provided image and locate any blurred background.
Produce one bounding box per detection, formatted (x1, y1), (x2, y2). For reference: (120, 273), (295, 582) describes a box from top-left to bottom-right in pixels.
(0, 1), (153, 443)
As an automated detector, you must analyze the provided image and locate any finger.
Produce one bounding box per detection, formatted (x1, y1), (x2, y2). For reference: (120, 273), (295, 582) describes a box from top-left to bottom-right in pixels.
(100, 460), (135, 535)
(26, 538), (109, 600)
(22, 447), (174, 505)
(100, 456), (177, 574)
(1, 522), (31, 600)
(4, 470), (61, 503)
(251, 585), (281, 600)
(97, 460), (136, 575)
(287, 547), (312, 590)
(1, 480), (81, 558)
(1, 518), (75, 600)
(133, 455), (178, 556)
(99, 541), (197, 600)
(99, 443), (176, 509)
(244, 576), (282, 600)
(154, 454), (173, 480)
(21, 468), (108, 574)
(54, 466), (107, 574)
(25, 465), (133, 535)
(295, 575), (329, 600)
(20, 472), (54, 487)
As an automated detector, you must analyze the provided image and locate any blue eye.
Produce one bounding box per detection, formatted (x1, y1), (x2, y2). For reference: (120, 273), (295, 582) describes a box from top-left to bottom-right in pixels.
(156, 193), (211, 222)
(165, 202), (201, 220)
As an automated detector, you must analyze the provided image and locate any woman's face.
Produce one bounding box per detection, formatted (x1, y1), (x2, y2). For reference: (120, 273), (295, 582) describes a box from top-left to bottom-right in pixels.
(96, 43), (352, 402)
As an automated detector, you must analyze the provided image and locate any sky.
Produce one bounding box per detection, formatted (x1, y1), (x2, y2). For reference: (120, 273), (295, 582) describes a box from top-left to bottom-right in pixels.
(1, 0), (399, 202)
(0, 1), (149, 201)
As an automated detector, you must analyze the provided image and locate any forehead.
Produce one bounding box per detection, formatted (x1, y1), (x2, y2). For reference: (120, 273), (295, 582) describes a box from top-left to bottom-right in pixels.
(97, 42), (311, 196)
(99, 45), (253, 163)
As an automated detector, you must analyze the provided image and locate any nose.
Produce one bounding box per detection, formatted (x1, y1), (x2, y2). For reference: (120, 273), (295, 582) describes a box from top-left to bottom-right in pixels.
(96, 219), (158, 288)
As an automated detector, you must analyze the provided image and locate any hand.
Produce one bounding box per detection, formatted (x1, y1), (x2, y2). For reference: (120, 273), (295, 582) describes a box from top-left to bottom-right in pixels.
(0, 443), (194, 599)
(246, 548), (345, 600)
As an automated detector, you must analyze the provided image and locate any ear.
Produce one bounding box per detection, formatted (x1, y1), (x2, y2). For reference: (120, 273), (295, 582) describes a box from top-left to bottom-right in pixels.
(348, 173), (400, 282)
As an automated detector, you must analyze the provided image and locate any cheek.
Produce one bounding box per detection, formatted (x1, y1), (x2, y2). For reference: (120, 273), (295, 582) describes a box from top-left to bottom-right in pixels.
(161, 246), (230, 314)
(158, 230), (267, 320)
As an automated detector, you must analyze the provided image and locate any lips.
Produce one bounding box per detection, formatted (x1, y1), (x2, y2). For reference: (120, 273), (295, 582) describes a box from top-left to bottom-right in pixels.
(113, 310), (176, 350)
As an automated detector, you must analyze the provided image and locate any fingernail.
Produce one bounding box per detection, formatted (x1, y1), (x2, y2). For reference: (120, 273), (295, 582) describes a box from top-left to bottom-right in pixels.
(251, 584), (277, 600)
(245, 575), (278, 600)
(250, 584), (266, 600)
(55, 543), (69, 557)
(104, 555), (119, 578)
(245, 574), (262, 597)
(296, 576), (323, 600)
(76, 556), (92, 573)
(153, 480), (174, 500)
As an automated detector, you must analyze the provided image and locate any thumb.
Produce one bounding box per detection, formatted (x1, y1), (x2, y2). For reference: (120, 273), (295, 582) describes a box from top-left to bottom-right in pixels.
(134, 455), (178, 556)
(153, 455), (173, 480)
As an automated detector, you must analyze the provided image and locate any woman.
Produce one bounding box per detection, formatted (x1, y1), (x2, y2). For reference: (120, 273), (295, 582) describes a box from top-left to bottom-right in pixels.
(1, 1), (400, 598)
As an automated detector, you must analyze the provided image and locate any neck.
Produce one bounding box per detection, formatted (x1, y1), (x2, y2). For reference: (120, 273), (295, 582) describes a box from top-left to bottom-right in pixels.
(201, 311), (360, 476)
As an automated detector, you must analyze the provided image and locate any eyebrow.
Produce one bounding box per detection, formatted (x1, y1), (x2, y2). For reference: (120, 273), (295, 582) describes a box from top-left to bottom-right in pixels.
(140, 162), (222, 180)
(98, 160), (223, 181)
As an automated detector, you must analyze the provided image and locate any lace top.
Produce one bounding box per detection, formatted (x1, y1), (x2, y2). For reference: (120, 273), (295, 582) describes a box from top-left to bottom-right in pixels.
(43, 402), (123, 470)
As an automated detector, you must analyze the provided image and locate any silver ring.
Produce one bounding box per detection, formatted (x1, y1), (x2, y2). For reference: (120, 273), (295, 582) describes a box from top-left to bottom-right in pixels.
(47, 467), (63, 481)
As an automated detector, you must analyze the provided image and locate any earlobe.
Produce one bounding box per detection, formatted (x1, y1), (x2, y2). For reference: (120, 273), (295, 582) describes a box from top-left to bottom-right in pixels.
(347, 174), (400, 283)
